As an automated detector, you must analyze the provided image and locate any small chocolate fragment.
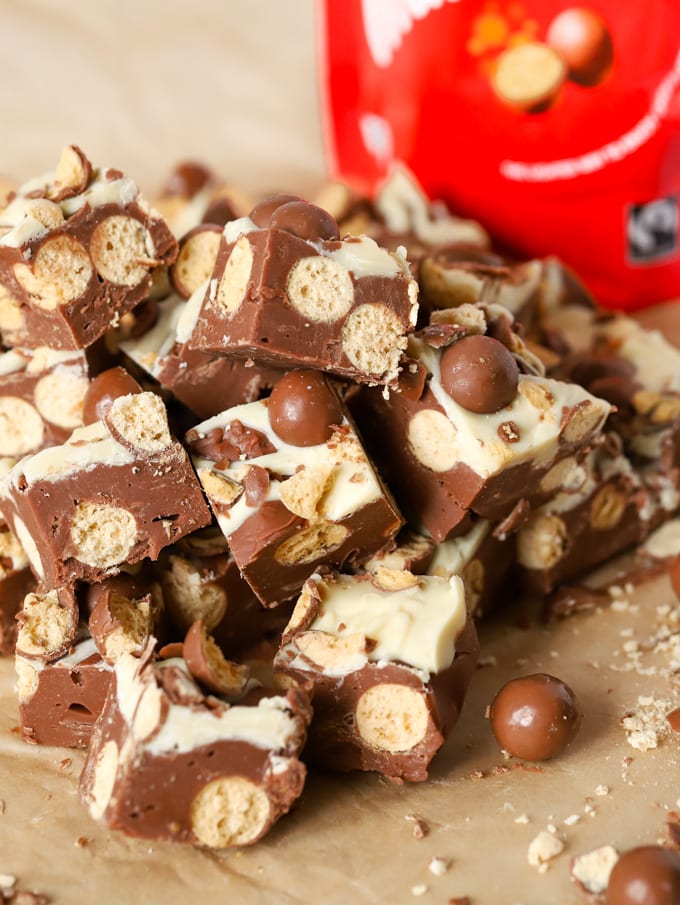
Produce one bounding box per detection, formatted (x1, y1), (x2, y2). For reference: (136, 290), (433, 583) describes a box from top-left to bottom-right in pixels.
(268, 370), (344, 447)
(440, 335), (519, 414)
(489, 673), (581, 761)
(607, 845), (680, 905)
(82, 367), (143, 425)
(546, 8), (613, 87)
(249, 193), (303, 228)
(270, 201), (339, 242)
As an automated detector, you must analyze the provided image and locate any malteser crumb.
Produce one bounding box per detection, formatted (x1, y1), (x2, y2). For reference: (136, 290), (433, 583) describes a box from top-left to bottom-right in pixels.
(411, 884), (428, 897)
(528, 830), (564, 871)
(428, 857), (451, 876)
(622, 695), (676, 750)
(570, 844), (619, 897)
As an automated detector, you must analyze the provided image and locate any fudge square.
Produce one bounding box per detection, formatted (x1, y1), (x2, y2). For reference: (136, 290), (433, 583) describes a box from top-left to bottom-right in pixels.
(188, 196), (419, 387)
(79, 648), (311, 847)
(274, 568), (479, 782)
(0, 391), (210, 587)
(187, 370), (403, 607)
(352, 313), (611, 541)
(0, 145), (177, 350)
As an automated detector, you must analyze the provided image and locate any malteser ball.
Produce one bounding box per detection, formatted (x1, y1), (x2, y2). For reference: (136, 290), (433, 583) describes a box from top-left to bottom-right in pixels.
(489, 673), (582, 761)
(162, 161), (213, 199)
(547, 8), (613, 87)
(607, 846), (680, 905)
(440, 334), (519, 413)
(271, 201), (339, 241)
(82, 367), (143, 425)
(249, 193), (304, 228)
(268, 370), (344, 447)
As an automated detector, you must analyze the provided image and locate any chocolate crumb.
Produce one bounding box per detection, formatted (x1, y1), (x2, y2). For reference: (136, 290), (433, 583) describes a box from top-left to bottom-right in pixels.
(448, 898), (471, 905)
(74, 836), (88, 848)
(405, 814), (429, 839)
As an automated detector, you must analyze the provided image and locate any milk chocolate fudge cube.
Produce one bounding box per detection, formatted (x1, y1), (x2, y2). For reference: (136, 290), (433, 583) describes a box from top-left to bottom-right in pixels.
(79, 650), (311, 847)
(189, 198), (419, 387)
(0, 145), (177, 350)
(120, 288), (283, 421)
(275, 569), (478, 782)
(0, 391), (211, 587)
(352, 320), (610, 541)
(187, 381), (403, 607)
(0, 522), (35, 654)
(0, 346), (89, 468)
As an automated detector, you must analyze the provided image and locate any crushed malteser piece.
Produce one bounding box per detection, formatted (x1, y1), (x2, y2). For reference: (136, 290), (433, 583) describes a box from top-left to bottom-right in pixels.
(428, 857), (451, 877)
(515, 814), (530, 825)
(528, 830), (565, 872)
(570, 845), (619, 898)
(0, 874), (16, 891)
(595, 784), (610, 796)
(564, 814), (581, 826)
(411, 885), (428, 897)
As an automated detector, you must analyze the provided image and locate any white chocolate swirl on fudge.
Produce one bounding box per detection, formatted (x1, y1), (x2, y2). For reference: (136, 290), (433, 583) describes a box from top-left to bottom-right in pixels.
(280, 571), (467, 677)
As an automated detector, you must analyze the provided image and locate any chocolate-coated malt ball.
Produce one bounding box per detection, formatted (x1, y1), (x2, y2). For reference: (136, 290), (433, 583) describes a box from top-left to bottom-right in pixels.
(249, 194), (304, 228)
(440, 334), (519, 414)
(82, 367), (143, 425)
(268, 370), (344, 447)
(489, 673), (582, 761)
(270, 201), (339, 241)
(162, 161), (213, 199)
(607, 846), (680, 905)
(546, 8), (613, 87)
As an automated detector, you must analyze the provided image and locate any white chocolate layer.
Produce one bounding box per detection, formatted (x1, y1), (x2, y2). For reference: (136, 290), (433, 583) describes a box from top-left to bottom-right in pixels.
(286, 572), (467, 676)
(191, 399), (384, 536)
(115, 654), (302, 755)
(412, 336), (610, 480)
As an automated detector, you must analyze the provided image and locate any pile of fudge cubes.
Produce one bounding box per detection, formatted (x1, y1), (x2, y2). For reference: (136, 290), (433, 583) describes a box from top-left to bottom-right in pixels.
(0, 146), (678, 848)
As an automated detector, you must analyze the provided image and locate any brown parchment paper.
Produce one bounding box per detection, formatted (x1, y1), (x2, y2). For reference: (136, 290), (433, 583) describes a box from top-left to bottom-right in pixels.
(0, 563), (678, 905)
(0, 2), (679, 902)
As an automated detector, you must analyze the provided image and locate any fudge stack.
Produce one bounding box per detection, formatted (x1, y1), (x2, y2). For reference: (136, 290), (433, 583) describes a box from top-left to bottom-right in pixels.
(0, 147), (677, 848)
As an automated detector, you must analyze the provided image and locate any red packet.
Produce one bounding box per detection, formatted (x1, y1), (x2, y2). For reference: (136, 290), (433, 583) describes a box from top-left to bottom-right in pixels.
(319, 0), (680, 309)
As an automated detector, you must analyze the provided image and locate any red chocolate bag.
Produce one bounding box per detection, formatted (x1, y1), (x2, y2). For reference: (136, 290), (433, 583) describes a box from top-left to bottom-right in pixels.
(319, 0), (680, 309)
